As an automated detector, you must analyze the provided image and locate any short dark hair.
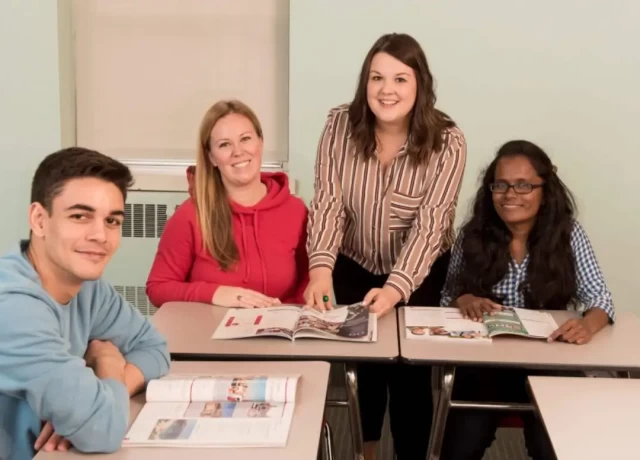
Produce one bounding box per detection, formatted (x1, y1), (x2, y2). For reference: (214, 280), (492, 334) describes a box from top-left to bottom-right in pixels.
(30, 147), (134, 212)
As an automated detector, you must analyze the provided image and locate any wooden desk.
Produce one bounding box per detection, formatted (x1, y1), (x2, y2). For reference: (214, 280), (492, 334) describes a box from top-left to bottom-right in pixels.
(153, 302), (400, 460)
(35, 361), (330, 460)
(398, 309), (640, 460)
(528, 376), (640, 460)
(154, 302), (398, 363)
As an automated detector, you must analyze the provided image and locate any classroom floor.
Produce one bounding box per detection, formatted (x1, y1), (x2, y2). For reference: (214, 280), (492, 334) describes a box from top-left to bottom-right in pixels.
(324, 364), (531, 460)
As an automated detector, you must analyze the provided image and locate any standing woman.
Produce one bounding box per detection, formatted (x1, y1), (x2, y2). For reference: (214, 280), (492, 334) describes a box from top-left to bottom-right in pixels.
(305, 33), (467, 460)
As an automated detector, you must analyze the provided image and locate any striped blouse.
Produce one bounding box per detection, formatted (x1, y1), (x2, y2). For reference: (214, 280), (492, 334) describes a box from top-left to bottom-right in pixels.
(306, 104), (467, 302)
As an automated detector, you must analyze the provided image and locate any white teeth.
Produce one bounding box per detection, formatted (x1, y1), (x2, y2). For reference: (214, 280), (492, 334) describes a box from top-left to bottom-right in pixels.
(232, 161), (250, 168)
(380, 100), (398, 106)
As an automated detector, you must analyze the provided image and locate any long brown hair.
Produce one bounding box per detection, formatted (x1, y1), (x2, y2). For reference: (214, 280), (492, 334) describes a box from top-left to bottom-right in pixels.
(195, 100), (263, 270)
(348, 33), (455, 162)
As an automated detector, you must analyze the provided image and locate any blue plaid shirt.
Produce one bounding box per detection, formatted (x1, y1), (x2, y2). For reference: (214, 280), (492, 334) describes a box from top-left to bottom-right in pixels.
(440, 220), (615, 322)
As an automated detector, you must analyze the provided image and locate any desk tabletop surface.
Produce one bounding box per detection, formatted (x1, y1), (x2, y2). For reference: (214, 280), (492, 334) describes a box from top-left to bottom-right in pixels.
(35, 360), (331, 460)
(528, 375), (640, 460)
(399, 308), (640, 371)
(153, 302), (399, 362)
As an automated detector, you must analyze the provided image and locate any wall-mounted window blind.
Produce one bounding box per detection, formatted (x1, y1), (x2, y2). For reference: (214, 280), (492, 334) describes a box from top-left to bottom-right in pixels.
(72, 0), (289, 165)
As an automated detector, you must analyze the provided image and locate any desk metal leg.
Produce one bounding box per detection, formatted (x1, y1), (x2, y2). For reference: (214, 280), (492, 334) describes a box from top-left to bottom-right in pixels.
(320, 420), (335, 460)
(344, 362), (365, 460)
(427, 365), (455, 460)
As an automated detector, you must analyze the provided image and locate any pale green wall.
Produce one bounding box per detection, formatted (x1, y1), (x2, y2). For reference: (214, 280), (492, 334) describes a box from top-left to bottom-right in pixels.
(289, 0), (640, 313)
(0, 1), (63, 251)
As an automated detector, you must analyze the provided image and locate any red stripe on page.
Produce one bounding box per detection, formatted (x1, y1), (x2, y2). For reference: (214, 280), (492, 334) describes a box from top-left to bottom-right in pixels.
(254, 315), (262, 325)
(284, 377), (288, 404)
(226, 316), (235, 327)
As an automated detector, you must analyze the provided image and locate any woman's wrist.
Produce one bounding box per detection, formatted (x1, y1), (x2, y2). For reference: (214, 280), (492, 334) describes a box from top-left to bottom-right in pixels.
(310, 266), (332, 280)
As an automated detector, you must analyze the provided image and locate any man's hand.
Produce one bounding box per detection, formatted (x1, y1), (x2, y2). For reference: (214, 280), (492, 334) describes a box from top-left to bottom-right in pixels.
(124, 363), (146, 397)
(84, 340), (126, 382)
(34, 341), (133, 453)
(548, 318), (593, 345)
(363, 285), (402, 318)
(34, 422), (71, 453)
(86, 341), (146, 395)
(84, 340), (126, 369)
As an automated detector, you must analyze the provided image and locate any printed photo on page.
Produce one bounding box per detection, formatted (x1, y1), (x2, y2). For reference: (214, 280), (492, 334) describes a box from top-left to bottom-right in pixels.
(211, 303), (377, 342)
(404, 307), (490, 341)
(123, 373), (299, 448)
(212, 307), (300, 340)
(482, 307), (558, 339)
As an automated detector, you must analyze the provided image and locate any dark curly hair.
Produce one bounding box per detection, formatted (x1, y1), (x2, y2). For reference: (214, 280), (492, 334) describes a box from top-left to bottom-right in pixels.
(447, 140), (578, 310)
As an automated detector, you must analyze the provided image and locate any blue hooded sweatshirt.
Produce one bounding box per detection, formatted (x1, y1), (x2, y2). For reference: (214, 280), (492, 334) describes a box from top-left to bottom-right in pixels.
(0, 242), (170, 459)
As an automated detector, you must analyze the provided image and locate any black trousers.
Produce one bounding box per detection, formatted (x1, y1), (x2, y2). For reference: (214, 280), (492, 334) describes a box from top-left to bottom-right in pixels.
(332, 252), (450, 460)
(441, 366), (575, 460)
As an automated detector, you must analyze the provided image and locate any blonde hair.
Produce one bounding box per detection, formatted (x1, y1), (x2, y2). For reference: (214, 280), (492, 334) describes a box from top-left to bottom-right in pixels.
(195, 99), (263, 269)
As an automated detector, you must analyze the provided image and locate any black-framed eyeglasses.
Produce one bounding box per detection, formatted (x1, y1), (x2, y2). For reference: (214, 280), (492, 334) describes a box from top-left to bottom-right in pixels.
(489, 182), (544, 194)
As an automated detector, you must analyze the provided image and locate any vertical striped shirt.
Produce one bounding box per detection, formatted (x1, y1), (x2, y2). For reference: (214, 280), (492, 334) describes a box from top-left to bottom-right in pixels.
(307, 104), (467, 302)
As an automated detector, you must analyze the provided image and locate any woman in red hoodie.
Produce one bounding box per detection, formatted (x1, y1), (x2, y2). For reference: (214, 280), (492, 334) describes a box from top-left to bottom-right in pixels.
(146, 100), (309, 308)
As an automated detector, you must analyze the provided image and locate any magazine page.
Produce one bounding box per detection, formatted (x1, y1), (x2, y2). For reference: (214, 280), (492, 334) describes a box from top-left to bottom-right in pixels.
(483, 307), (557, 339)
(146, 374), (300, 403)
(495, 307), (558, 338)
(122, 400), (295, 448)
(482, 307), (529, 337)
(211, 306), (302, 340)
(404, 307), (490, 341)
(294, 303), (375, 342)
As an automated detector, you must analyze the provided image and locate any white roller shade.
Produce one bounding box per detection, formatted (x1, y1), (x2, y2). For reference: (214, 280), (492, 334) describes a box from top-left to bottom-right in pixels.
(73, 0), (289, 165)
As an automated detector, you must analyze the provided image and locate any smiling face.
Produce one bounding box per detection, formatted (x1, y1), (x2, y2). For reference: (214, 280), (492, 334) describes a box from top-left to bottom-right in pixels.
(366, 52), (417, 127)
(208, 112), (263, 189)
(29, 177), (125, 284)
(492, 155), (544, 228)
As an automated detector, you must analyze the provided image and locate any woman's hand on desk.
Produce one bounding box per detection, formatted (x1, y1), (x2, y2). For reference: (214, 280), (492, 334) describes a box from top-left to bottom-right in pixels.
(548, 318), (593, 345)
(548, 309), (607, 345)
(455, 294), (502, 321)
(363, 285), (401, 318)
(213, 286), (281, 308)
(304, 267), (334, 311)
(35, 421), (71, 452)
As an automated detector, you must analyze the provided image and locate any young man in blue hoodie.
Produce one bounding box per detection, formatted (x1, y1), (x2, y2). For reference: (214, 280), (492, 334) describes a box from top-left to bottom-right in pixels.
(0, 147), (170, 459)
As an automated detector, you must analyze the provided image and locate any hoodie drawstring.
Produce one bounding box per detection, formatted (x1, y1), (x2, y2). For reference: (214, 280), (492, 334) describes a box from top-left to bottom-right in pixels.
(253, 212), (269, 294)
(239, 212), (268, 293)
(239, 215), (250, 282)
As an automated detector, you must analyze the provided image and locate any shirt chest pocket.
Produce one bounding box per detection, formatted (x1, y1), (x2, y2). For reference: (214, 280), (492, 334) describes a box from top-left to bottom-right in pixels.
(389, 190), (423, 228)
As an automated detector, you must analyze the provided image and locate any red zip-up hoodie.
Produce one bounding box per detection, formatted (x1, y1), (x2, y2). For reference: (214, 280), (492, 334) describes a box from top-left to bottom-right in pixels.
(146, 167), (309, 307)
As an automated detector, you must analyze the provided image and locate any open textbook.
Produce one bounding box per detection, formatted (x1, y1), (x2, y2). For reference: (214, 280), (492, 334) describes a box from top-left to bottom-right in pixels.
(404, 307), (559, 341)
(122, 374), (299, 448)
(212, 303), (377, 342)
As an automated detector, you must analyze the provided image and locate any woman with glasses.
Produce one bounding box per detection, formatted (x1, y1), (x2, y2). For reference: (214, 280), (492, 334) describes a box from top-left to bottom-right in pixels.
(439, 139), (614, 460)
